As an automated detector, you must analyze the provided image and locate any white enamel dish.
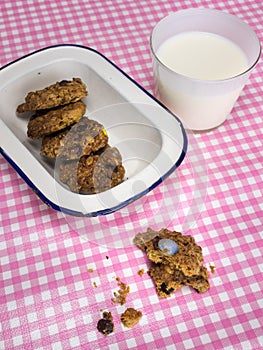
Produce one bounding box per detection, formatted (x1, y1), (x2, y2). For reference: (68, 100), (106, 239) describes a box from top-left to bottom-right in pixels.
(0, 44), (187, 216)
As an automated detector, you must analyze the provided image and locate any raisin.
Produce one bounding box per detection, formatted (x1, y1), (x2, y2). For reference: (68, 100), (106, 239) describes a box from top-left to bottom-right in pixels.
(59, 80), (70, 86)
(97, 318), (114, 335)
(153, 236), (160, 250)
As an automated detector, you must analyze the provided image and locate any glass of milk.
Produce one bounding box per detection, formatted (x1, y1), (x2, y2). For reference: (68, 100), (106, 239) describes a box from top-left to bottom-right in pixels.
(150, 9), (261, 130)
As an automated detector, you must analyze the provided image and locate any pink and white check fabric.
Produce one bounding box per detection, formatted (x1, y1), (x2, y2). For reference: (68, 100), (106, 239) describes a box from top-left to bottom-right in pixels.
(0, 0), (263, 349)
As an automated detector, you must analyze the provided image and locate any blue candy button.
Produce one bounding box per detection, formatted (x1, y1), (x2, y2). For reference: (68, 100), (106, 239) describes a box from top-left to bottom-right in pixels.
(158, 238), (179, 255)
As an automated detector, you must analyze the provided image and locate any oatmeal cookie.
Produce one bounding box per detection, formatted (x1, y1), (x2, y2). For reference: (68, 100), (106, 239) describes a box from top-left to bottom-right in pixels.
(58, 117), (108, 160)
(27, 101), (86, 139)
(59, 146), (125, 194)
(17, 78), (87, 113)
(40, 127), (70, 158)
(133, 228), (204, 277)
(133, 228), (210, 298)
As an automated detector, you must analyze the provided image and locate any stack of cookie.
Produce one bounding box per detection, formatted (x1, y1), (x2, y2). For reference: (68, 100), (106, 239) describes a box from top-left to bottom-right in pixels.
(133, 228), (210, 298)
(16, 78), (125, 194)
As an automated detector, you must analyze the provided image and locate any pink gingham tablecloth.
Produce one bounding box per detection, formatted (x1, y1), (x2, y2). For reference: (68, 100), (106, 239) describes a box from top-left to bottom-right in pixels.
(0, 0), (263, 349)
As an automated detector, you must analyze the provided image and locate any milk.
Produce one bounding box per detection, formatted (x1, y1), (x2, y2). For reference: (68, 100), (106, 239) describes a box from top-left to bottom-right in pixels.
(157, 31), (248, 80)
(155, 31), (249, 130)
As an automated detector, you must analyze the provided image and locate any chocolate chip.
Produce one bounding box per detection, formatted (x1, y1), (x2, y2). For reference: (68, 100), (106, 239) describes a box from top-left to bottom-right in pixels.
(160, 282), (174, 295)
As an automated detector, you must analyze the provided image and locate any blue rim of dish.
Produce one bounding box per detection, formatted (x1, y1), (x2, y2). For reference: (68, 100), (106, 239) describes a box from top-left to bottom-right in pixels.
(0, 44), (188, 217)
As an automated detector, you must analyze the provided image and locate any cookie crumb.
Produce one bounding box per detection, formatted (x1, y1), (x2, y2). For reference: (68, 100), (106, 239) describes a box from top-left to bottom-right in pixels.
(120, 308), (142, 328)
(137, 269), (145, 276)
(97, 311), (114, 336)
(88, 268), (94, 273)
(209, 265), (216, 274)
(93, 281), (97, 288)
(111, 277), (130, 305)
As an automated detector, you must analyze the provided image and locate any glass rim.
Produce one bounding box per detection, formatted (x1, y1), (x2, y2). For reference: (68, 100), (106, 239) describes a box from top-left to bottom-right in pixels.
(150, 8), (262, 84)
